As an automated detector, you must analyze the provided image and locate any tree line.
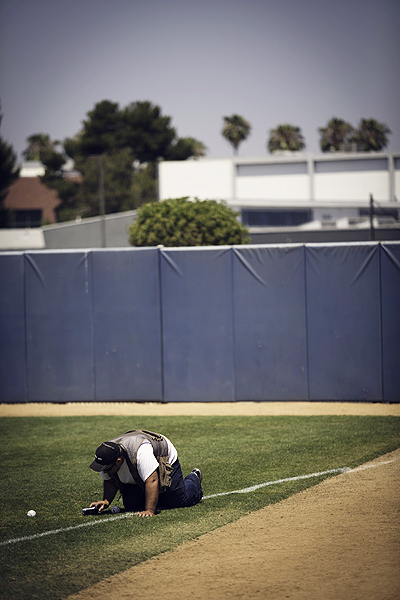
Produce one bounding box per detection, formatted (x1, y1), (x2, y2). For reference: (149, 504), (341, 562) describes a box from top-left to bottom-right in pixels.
(0, 98), (393, 225)
(21, 100), (207, 222)
(0, 104), (20, 225)
(221, 115), (391, 154)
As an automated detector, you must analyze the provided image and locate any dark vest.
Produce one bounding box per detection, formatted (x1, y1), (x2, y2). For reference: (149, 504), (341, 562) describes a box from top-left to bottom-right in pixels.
(109, 430), (173, 492)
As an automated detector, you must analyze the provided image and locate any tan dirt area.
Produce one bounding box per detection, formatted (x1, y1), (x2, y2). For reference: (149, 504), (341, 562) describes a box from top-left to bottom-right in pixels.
(2, 401), (400, 600)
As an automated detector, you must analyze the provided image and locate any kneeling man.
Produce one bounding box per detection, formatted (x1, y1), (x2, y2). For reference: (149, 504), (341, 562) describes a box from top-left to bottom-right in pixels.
(89, 429), (203, 517)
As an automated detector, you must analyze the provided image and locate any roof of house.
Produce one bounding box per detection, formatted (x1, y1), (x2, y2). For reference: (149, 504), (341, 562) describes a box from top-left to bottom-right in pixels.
(4, 177), (61, 223)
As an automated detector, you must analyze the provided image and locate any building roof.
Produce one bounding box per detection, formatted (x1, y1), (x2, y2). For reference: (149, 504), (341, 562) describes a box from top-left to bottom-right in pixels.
(4, 177), (61, 223)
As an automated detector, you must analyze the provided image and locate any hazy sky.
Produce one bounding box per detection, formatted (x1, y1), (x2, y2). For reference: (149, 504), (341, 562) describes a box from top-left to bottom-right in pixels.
(1, 0), (399, 161)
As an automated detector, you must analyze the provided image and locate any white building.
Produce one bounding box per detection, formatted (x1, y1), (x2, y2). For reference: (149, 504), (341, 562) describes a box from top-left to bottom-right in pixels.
(158, 151), (400, 231)
(3, 153), (399, 250)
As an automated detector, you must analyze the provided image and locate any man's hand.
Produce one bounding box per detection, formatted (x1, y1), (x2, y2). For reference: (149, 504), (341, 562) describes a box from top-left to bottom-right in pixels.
(90, 480), (117, 512)
(136, 509), (155, 517)
(90, 500), (110, 513)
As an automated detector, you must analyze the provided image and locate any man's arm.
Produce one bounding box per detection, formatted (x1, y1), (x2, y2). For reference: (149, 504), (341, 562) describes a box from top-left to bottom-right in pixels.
(90, 479), (118, 512)
(137, 470), (159, 517)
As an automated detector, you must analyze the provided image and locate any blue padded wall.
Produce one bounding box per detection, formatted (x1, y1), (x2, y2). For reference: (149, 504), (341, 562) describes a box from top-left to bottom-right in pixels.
(160, 248), (235, 402)
(91, 248), (162, 401)
(233, 245), (308, 400)
(306, 244), (382, 401)
(380, 243), (400, 402)
(1, 243), (397, 403)
(0, 253), (27, 402)
(25, 252), (94, 401)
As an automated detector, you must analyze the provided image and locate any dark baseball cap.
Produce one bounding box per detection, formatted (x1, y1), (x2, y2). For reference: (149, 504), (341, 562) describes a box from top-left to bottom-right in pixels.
(90, 441), (120, 472)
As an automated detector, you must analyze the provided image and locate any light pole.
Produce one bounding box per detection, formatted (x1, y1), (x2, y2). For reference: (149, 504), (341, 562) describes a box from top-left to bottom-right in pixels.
(369, 194), (375, 242)
(98, 154), (106, 247)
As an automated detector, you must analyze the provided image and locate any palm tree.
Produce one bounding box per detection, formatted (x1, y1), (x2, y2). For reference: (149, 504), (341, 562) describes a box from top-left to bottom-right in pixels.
(319, 117), (354, 152)
(222, 114), (251, 155)
(267, 124), (305, 153)
(22, 133), (57, 161)
(353, 118), (391, 152)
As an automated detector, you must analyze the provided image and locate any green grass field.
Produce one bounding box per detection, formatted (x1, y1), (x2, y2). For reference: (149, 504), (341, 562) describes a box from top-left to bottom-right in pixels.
(0, 415), (399, 600)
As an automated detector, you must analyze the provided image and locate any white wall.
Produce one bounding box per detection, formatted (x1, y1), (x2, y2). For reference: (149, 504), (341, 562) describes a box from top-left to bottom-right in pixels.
(314, 171), (389, 202)
(159, 153), (399, 207)
(395, 170), (400, 200)
(19, 162), (45, 177)
(236, 174), (309, 201)
(158, 158), (234, 200)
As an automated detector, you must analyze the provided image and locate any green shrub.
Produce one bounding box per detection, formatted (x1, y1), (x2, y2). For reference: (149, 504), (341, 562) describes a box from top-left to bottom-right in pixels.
(128, 197), (250, 247)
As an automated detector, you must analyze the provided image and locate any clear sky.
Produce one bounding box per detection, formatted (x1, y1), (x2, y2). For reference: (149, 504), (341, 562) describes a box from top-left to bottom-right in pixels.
(1, 0), (399, 161)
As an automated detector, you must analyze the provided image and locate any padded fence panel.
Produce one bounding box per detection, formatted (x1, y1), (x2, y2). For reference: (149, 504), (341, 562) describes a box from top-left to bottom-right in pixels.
(92, 249), (162, 401)
(380, 243), (400, 402)
(233, 245), (308, 400)
(25, 252), (94, 401)
(306, 244), (382, 400)
(161, 248), (235, 402)
(0, 253), (27, 402)
(2, 243), (396, 403)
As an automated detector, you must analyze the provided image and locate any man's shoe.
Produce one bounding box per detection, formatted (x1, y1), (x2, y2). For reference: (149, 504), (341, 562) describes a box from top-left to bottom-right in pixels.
(192, 468), (202, 483)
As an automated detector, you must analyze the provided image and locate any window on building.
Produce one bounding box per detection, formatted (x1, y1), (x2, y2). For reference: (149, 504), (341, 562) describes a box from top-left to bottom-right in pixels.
(10, 210), (43, 228)
(242, 209), (312, 227)
(359, 208), (398, 220)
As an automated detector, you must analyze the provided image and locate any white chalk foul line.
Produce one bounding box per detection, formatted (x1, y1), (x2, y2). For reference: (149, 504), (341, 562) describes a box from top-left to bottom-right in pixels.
(202, 467), (349, 499)
(0, 512), (136, 547)
(0, 467), (349, 547)
(346, 456), (400, 473)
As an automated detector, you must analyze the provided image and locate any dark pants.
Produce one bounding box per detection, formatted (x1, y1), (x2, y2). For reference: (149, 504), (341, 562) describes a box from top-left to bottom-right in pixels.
(122, 460), (203, 512)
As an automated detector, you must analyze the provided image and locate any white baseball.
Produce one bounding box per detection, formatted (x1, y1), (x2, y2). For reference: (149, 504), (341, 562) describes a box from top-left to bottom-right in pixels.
(27, 510), (36, 517)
